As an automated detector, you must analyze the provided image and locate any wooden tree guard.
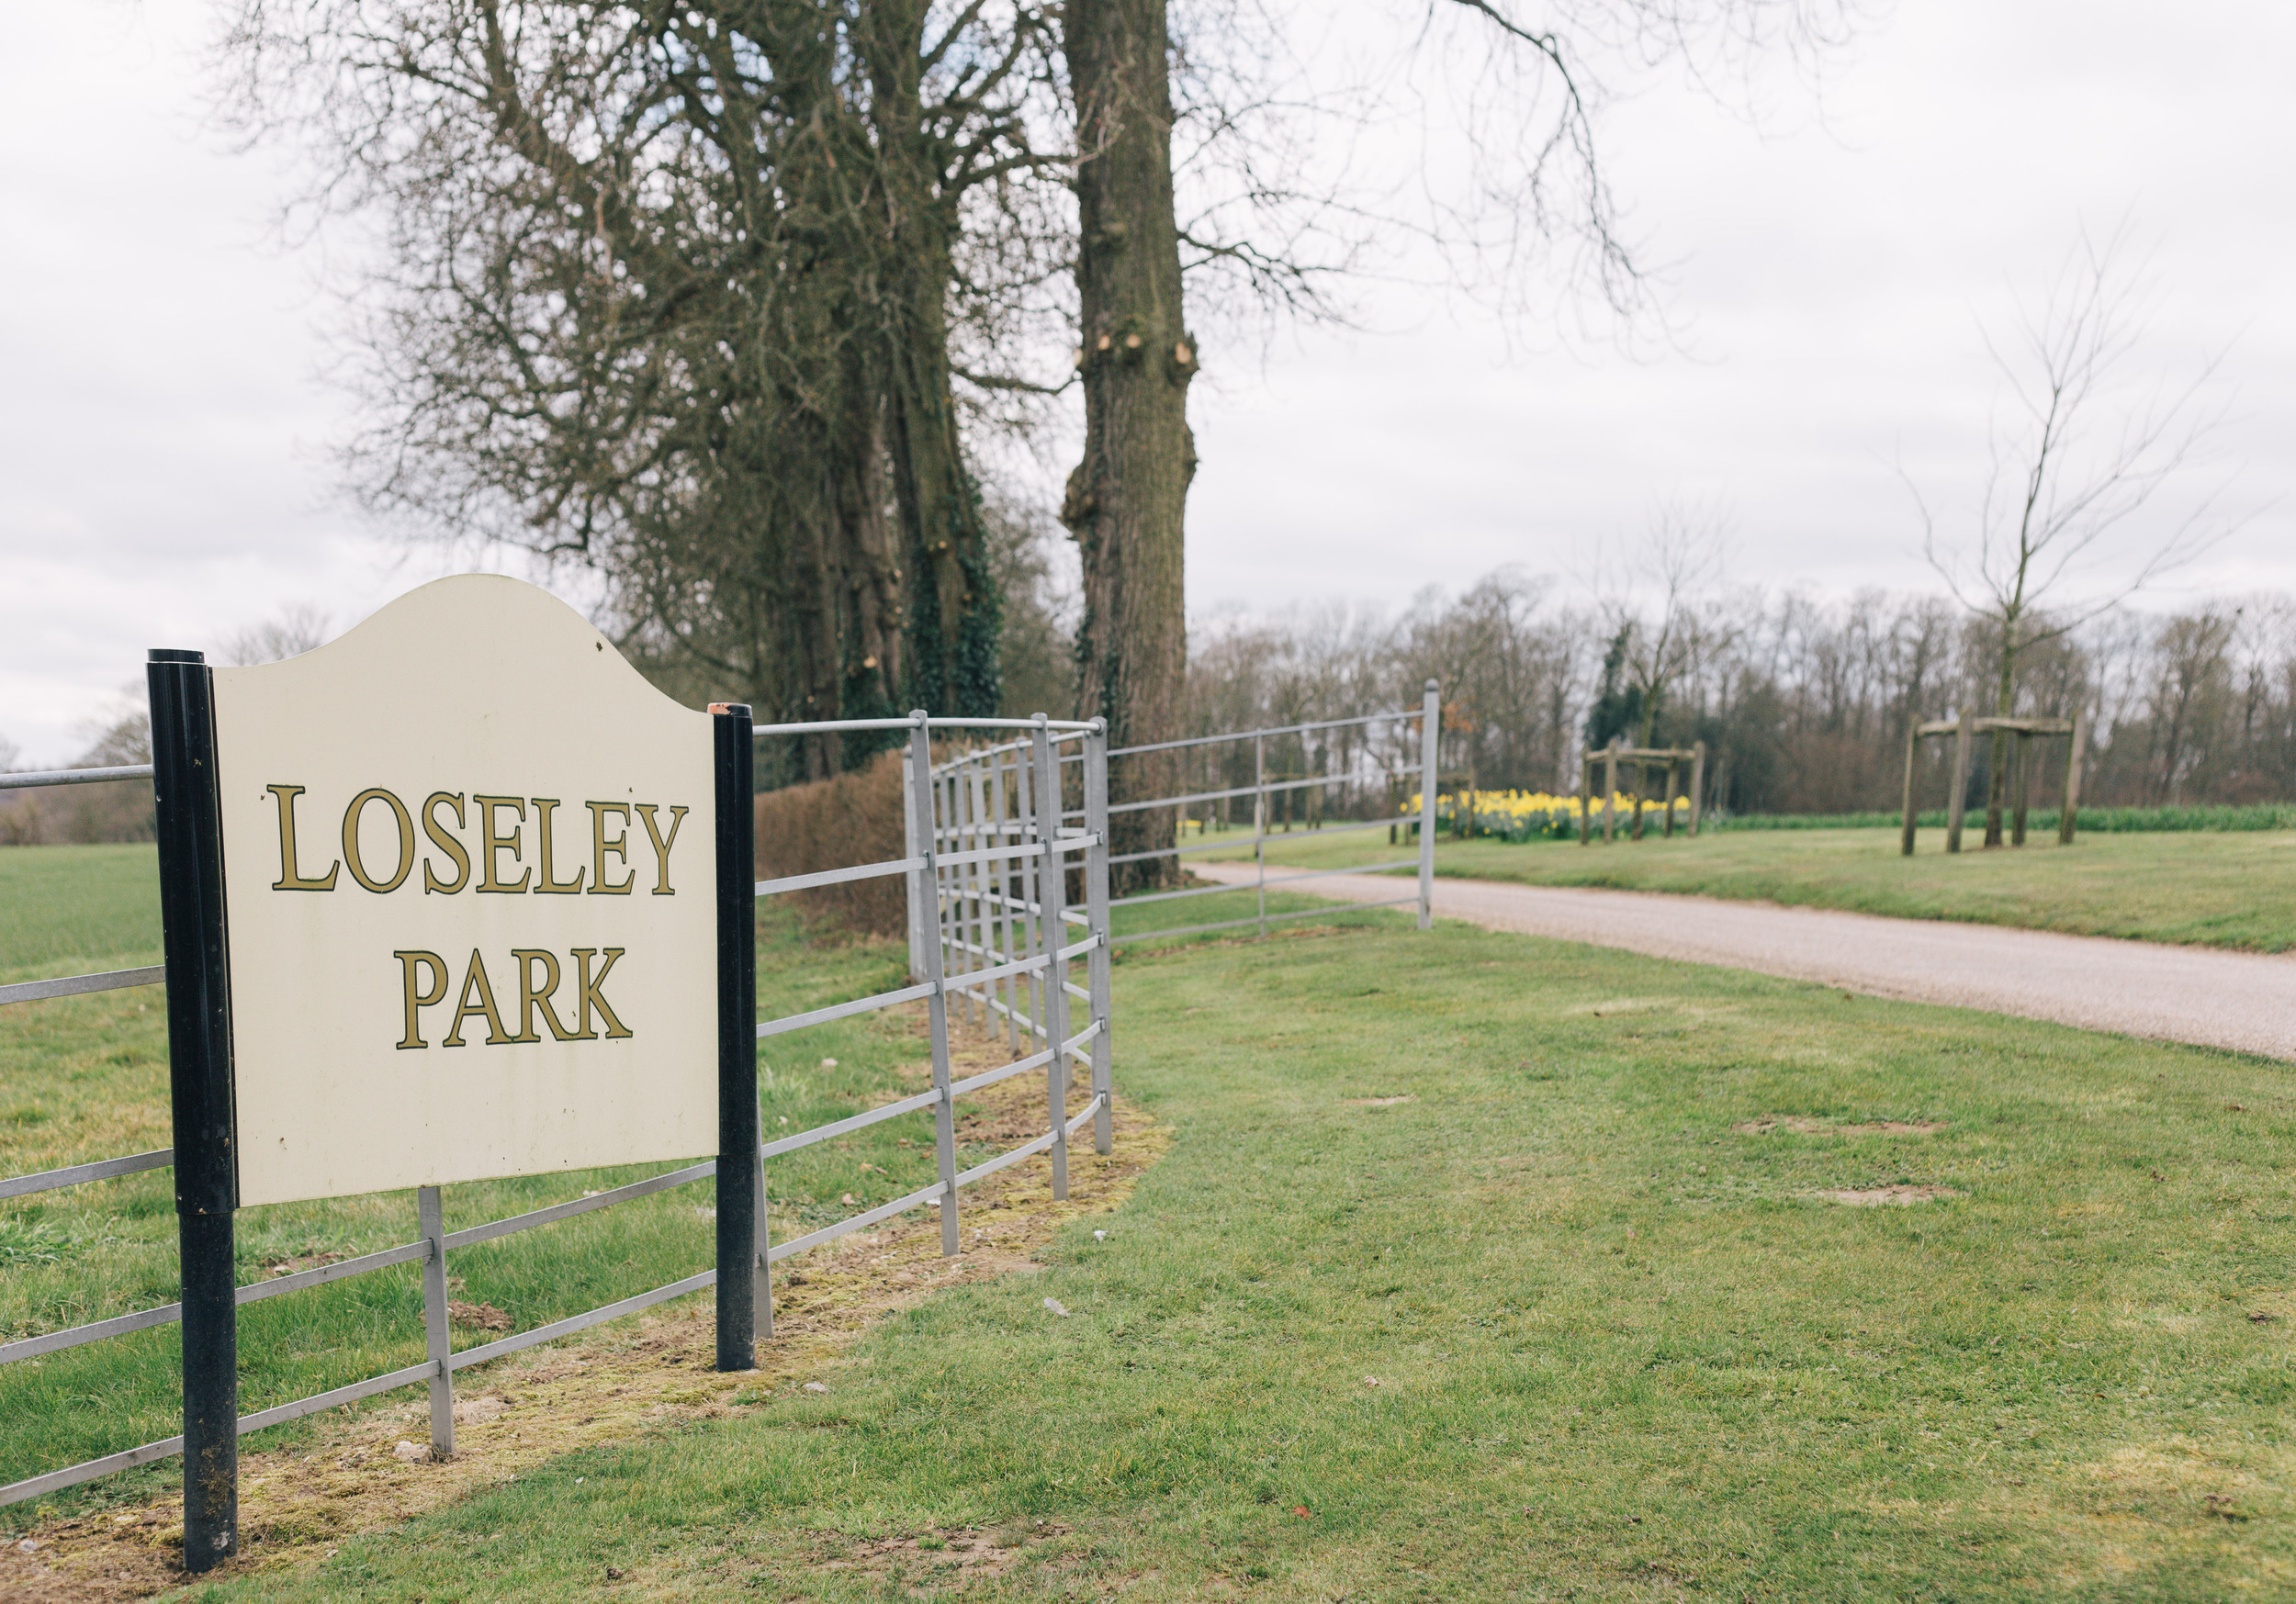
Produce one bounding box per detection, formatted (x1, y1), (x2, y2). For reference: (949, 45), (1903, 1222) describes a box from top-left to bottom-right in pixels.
(1902, 711), (2087, 855)
(1577, 738), (1705, 846)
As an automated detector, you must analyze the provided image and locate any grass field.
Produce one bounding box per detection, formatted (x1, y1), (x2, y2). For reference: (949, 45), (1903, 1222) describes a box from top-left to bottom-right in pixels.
(153, 911), (2296, 1599)
(0, 846), (163, 983)
(1194, 822), (2296, 951)
(9, 843), (2296, 1598)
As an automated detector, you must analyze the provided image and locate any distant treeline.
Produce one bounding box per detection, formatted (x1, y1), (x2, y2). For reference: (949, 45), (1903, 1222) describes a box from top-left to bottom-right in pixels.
(15, 569), (2296, 847)
(0, 781), (153, 847)
(0, 711), (153, 847)
(1182, 575), (2296, 817)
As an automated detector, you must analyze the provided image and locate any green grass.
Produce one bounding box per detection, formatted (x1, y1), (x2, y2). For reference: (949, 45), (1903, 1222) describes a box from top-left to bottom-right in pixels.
(1713, 804), (2296, 833)
(1192, 823), (2296, 951)
(0, 845), (163, 983)
(183, 914), (2295, 1601)
(1107, 879), (1412, 948)
(0, 895), (972, 1512)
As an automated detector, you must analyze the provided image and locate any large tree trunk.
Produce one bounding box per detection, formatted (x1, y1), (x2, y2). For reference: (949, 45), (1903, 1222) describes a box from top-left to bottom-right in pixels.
(870, 2), (1002, 719)
(1063, 0), (1198, 888)
(791, 489), (845, 779)
(886, 277), (1001, 718)
(831, 371), (906, 766)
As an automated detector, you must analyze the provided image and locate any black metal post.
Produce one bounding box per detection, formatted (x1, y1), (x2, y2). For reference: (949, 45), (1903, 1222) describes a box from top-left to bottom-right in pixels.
(711, 702), (760, 1371)
(147, 648), (238, 1572)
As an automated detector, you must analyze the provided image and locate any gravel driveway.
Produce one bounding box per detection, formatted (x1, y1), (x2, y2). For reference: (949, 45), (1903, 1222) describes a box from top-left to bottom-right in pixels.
(1187, 861), (2296, 1061)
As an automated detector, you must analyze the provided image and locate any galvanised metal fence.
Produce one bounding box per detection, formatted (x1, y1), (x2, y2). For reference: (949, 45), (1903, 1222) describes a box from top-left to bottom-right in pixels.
(907, 680), (1444, 1139)
(1091, 680), (1441, 943)
(0, 709), (1113, 1509)
(901, 686), (1441, 1170)
(909, 717), (1114, 1177)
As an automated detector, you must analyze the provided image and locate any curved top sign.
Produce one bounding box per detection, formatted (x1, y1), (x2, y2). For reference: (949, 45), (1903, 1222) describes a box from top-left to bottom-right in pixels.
(210, 575), (718, 1206)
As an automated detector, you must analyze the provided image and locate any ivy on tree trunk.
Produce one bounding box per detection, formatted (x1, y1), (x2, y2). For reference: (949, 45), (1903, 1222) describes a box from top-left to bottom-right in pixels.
(875, 6), (1003, 722)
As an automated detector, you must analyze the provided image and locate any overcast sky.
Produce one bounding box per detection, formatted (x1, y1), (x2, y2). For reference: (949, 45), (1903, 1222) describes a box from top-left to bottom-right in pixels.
(3, 1), (2290, 767)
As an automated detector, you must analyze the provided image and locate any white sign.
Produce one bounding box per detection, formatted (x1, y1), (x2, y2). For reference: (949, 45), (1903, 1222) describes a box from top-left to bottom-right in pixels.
(210, 576), (718, 1206)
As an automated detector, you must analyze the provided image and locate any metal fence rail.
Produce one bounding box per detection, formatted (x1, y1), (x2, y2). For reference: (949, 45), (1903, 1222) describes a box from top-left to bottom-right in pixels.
(1077, 681), (1443, 943)
(911, 692), (1441, 1176)
(0, 708), (1116, 1509)
(0, 765), (156, 791)
(2, 1147), (174, 1202)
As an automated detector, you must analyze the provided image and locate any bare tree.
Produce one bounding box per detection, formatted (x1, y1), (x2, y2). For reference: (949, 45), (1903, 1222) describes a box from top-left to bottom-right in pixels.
(1184, 563), (2296, 821)
(217, 603), (332, 667)
(1589, 500), (1737, 750)
(1916, 225), (2242, 846)
(2144, 608), (2237, 805)
(216, 1), (1073, 772)
(51, 670), (158, 774)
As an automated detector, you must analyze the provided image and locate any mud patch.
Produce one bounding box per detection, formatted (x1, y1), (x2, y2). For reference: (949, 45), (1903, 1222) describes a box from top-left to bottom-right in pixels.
(1737, 1116), (1949, 1138)
(0, 1015), (1167, 1602)
(451, 1394), (510, 1427)
(1811, 1185), (1962, 1206)
(807, 1519), (1071, 1593)
(0, 1516), (182, 1604)
(448, 1300), (512, 1331)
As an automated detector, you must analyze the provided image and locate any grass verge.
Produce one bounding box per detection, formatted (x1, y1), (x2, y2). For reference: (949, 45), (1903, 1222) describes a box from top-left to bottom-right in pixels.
(1188, 823), (2296, 951)
(112, 909), (2296, 1601)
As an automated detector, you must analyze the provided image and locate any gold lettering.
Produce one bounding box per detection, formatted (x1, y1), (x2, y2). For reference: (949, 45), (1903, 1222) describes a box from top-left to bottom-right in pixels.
(587, 802), (634, 894)
(394, 950), (448, 1049)
(570, 947), (634, 1039)
(422, 792), (471, 894)
(342, 788), (415, 893)
(442, 949), (512, 1047)
(474, 794), (530, 893)
(267, 784), (339, 892)
(532, 798), (586, 894)
(635, 804), (688, 895)
(511, 949), (579, 1042)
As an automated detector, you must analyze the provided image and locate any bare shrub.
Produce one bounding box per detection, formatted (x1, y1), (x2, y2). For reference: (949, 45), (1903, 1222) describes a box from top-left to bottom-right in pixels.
(753, 752), (907, 937)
